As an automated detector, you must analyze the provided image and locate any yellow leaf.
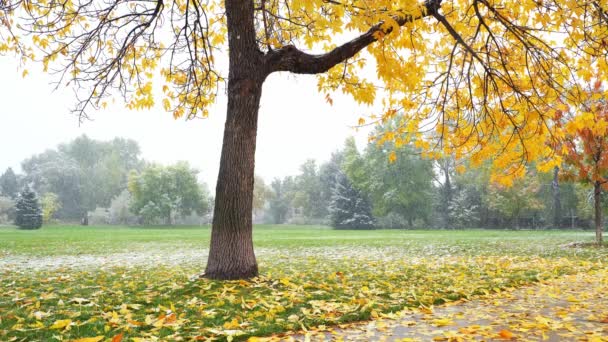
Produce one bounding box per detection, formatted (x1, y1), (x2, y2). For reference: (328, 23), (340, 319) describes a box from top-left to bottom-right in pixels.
(432, 317), (454, 327)
(22, 69), (29, 78)
(388, 151), (397, 164)
(71, 336), (104, 342)
(50, 319), (71, 329)
(223, 318), (240, 329)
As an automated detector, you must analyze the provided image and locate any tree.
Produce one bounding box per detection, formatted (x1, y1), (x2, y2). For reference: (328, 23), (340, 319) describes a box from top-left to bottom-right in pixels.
(319, 151), (345, 216)
(128, 162), (207, 225)
(253, 176), (269, 212)
(436, 158), (455, 228)
(41, 192), (61, 224)
(22, 150), (84, 220)
(295, 160), (326, 221)
(486, 173), (545, 228)
(345, 130), (435, 227)
(59, 135), (143, 218)
(253, 175), (271, 222)
(448, 189), (480, 229)
(329, 171), (375, 230)
(21, 136), (143, 221)
(3, 0), (606, 278)
(14, 186), (42, 229)
(552, 166), (562, 228)
(267, 179), (290, 224)
(108, 189), (139, 225)
(0, 196), (15, 224)
(558, 81), (608, 244)
(0, 168), (19, 199)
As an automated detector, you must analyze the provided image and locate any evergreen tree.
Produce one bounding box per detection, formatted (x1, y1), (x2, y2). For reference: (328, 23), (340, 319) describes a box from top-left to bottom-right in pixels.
(0, 167), (19, 199)
(14, 186), (43, 229)
(329, 171), (375, 230)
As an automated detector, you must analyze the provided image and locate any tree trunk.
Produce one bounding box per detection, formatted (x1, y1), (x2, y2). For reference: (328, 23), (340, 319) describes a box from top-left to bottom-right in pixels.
(594, 181), (603, 246)
(552, 166), (561, 228)
(204, 0), (265, 280)
(441, 159), (452, 228)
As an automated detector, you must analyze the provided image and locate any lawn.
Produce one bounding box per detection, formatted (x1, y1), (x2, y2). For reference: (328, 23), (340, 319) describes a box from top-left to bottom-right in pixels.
(0, 225), (606, 341)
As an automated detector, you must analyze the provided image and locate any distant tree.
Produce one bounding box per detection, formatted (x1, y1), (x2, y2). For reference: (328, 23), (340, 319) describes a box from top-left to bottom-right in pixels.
(14, 186), (42, 229)
(291, 160), (326, 222)
(0, 167), (19, 199)
(0, 196), (15, 224)
(22, 136), (143, 221)
(22, 150), (84, 220)
(346, 132), (434, 227)
(60, 135), (143, 214)
(253, 175), (271, 212)
(448, 190), (480, 229)
(41, 192), (61, 224)
(551, 166), (562, 228)
(108, 189), (139, 225)
(128, 162), (207, 225)
(486, 173), (544, 228)
(329, 171), (375, 230)
(436, 158), (455, 228)
(442, 164), (487, 228)
(319, 151), (345, 221)
(267, 179), (290, 224)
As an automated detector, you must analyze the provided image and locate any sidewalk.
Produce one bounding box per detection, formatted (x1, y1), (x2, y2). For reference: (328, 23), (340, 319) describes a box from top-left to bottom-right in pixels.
(280, 268), (608, 341)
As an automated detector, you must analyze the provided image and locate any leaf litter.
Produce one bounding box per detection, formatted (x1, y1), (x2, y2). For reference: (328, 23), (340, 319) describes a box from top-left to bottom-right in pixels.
(1, 241), (607, 341)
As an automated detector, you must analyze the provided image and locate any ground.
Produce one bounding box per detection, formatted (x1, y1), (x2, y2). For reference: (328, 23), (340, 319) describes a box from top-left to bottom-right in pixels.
(0, 226), (606, 341)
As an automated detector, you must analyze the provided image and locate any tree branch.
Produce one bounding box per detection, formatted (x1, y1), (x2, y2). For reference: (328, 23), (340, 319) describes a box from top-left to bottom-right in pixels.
(264, 0), (442, 75)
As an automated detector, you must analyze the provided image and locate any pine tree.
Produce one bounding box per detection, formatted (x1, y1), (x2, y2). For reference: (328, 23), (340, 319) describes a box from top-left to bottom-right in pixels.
(14, 186), (43, 229)
(329, 171), (375, 230)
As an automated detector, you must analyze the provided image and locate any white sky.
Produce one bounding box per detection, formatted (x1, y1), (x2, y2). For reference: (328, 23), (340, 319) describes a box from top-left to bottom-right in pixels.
(0, 58), (373, 187)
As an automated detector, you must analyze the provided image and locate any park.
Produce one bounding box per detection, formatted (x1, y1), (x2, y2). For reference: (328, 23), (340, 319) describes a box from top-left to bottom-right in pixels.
(1, 226), (607, 340)
(2, 0), (608, 340)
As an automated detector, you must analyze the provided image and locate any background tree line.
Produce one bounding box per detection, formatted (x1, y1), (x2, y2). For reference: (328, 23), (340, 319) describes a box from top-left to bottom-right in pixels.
(254, 125), (599, 231)
(0, 135), (212, 226)
(0, 130), (603, 230)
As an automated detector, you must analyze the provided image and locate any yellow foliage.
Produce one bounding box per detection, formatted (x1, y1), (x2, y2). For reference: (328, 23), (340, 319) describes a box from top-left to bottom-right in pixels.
(2, 0), (608, 183)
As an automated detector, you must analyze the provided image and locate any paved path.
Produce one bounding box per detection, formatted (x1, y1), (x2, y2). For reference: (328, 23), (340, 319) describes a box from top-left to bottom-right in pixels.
(280, 268), (608, 341)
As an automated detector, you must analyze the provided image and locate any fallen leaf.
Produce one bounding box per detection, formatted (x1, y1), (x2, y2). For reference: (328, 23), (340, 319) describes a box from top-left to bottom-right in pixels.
(498, 329), (514, 339)
(50, 319), (71, 330)
(71, 336), (104, 342)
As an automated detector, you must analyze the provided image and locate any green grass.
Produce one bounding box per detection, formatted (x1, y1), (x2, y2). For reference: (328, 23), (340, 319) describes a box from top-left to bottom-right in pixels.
(0, 224), (604, 256)
(1, 225), (607, 341)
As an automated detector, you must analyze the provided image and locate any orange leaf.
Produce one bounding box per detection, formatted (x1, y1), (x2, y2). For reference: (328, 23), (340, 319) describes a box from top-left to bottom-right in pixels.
(164, 313), (177, 325)
(112, 333), (124, 342)
(498, 329), (514, 339)
(127, 319), (144, 326)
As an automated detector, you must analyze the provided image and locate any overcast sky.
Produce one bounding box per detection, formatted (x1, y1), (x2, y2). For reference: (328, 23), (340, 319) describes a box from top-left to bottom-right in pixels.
(0, 58), (374, 187)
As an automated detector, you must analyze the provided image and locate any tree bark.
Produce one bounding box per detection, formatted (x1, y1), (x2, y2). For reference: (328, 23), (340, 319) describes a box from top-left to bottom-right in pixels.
(204, 0), (264, 280)
(594, 181), (603, 246)
(552, 166), (561, 228)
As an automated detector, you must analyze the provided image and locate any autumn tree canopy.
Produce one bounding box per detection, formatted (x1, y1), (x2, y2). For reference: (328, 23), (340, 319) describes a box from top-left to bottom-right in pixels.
(1, 0), (607, 278)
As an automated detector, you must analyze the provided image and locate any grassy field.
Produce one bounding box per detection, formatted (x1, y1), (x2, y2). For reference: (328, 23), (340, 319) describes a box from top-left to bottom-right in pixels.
(0, 224), (604, 256)
(1, 225), (607, 341)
